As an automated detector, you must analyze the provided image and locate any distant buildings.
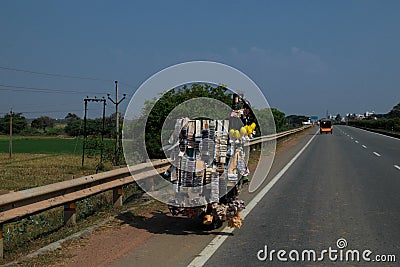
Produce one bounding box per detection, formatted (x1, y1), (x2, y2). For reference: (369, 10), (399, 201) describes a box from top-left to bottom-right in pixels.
(346, 111), (376, 121)
(364, 111), (375, 118)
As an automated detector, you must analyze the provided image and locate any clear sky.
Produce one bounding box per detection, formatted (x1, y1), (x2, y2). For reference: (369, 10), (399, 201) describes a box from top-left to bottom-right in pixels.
(0, 1), (399, 119)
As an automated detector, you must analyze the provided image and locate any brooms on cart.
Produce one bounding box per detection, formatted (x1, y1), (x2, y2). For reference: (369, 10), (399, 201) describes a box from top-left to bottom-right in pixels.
(164, 94), (256, 229)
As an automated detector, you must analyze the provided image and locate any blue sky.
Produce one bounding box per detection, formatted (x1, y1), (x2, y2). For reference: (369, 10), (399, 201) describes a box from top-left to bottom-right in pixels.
(0, 1), (399, 119)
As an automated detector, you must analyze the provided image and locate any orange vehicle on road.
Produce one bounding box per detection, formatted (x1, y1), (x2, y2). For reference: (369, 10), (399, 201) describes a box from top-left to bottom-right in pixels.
(320, 119), (333, 134)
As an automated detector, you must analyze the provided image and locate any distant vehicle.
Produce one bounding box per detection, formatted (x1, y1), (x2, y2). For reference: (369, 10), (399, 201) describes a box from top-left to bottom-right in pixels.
(320, 119), (333, 134)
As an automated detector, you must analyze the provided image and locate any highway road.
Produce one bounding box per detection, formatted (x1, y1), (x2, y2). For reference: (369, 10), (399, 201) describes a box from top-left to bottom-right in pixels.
(202, 125), (400, 266)
(63, 126), (400, 266)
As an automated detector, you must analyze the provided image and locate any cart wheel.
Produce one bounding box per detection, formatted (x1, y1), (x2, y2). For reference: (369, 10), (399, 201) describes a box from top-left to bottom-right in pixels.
(236, 179), (244, 195)
(212, 218), (223, 229)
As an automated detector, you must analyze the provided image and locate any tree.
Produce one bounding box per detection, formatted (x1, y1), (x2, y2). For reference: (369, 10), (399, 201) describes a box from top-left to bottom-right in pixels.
(0, 113), (28, 134)
(335, 113), (342, 123)
(387, 102), (400, 118)
(31, 116), (55, 131)
(64, 119), (82, 136)
(271, 108), (286, 132)
(143, 83), (232, 159)
(65, 113), (80, 122)
(64, 114), (117, 137)
(286, 115), (309, 127)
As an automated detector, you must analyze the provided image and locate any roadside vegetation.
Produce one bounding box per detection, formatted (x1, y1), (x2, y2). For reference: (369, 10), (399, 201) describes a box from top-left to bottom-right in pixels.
(0, 153), (112, 191)
(0, 83), (309, 265)
(348, 102), (400, 133)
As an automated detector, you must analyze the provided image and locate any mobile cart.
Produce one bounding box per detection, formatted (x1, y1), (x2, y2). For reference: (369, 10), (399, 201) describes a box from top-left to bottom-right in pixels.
(164, 94), (256, 229)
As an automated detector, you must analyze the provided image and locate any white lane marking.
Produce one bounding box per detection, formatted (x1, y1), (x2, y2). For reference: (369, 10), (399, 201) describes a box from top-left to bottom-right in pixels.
(355, 140), (359, 143)
(394, 165), (400, 171)
(351, 137), (353, 140)
(373, 152), (381, 157)
(362, 145), (367, 149)
(187, 130), (319, 267)
(350, 127), (400, 141)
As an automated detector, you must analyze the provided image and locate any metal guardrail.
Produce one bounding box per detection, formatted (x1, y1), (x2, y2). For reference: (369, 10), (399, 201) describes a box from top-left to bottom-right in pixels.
(248, 125), (311, 147)
(0, 125), (311, 258)
(0, 159), (170, 224)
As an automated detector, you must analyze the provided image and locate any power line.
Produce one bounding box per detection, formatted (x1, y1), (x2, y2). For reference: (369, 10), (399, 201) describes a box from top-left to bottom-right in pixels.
(0, 102), (83, 108)
(21, 110), (96, 114)
(0, 84), (109, 95)
(0, 84), (133, 96)
(0, 109), (97, 115)
(0, 66), (135, 87)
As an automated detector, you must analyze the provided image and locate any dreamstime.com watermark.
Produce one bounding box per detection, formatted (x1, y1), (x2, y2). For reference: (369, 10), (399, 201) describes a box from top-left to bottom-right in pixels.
(257, 238), (396, 263)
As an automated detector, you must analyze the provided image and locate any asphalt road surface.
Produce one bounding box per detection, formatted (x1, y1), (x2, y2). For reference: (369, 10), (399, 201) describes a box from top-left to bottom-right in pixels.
(110, 126), (399, 266)
(203, 125), (400, 266)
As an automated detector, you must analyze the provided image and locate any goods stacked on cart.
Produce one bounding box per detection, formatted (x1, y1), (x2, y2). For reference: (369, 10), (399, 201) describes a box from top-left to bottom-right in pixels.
(166, 94), (256, 228)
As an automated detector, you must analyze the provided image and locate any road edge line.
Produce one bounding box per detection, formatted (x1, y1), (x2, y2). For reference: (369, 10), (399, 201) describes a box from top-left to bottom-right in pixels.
(187, 129), (319, 267)
(347, 126), (400, 141)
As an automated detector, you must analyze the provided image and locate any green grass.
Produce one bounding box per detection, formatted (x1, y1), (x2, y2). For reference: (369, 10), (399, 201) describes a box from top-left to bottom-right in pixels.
(0, 153), (114, 191)
(0, 136), (113, 154)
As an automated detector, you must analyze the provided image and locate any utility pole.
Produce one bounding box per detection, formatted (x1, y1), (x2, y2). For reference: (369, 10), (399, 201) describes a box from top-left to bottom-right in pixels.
(108, 81), (126, 166)
(101, 98), (106, 164)
(81, 97), (106, 167)
(82, 98), (88, 167)
(9, 109), (13, 159)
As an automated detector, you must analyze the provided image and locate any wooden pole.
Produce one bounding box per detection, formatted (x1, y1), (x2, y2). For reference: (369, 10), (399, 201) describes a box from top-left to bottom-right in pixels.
(9, 110), (12, 159)
(82, 99), (88, 167)
(0, 224), (3, 259)
(64, 202), (76, 226)
(115, 81), (119, 165)
(113, 187), (123, 207)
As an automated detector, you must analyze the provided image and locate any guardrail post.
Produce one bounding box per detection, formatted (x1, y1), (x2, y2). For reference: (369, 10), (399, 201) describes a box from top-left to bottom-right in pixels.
(148, 177), (155, 191)
(0, 224), (3, 259)
(113, 187), (123, 207)
(64, 202), (76, 226)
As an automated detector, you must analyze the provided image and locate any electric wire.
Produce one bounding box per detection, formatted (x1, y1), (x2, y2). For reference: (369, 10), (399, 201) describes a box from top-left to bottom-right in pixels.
(0, 66), (135, 88)
(0, 84), (109, 95)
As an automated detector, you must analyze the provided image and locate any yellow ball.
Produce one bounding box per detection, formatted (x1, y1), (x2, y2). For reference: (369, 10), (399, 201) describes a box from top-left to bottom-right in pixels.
(240, 127), (247, 136)
(234, 130), (240, 139)
(247, 126), (252, 135)
(251, 122), (256, 130)
(229, 129), (235, 137)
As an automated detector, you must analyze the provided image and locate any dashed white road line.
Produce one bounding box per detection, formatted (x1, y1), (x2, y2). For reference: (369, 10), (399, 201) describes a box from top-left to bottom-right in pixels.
(394, 165), (400, 171)
(353, 127), (400, 141)
(355, 140), (359, 143)
(362, 145), (367, 149)
(373, 152), (381, 157)
(351, 137), (354, 140)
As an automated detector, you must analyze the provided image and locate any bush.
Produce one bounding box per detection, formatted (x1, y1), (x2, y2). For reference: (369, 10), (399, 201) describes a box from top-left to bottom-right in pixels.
(19, 127), (42, 136)
(349, 118), (400, 132)
(45, 127), (64, 136)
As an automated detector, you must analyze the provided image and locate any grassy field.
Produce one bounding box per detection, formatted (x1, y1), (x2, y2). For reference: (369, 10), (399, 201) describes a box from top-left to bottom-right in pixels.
(0, 136), (138, 264)
(0, 135), (116, 191)
(0, 153), (114, 191)
(0, 135), (114, 154)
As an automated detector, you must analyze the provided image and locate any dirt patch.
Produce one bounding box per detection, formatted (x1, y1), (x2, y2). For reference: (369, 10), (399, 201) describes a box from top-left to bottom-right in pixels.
(46, 201), (167, 267)
(54, 223), (153, 267)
